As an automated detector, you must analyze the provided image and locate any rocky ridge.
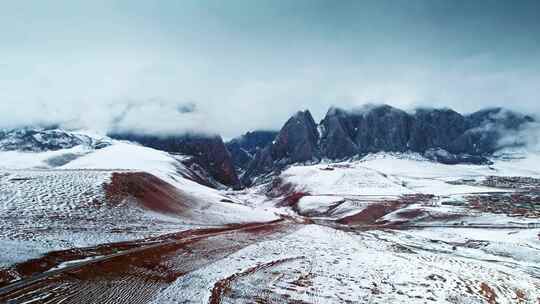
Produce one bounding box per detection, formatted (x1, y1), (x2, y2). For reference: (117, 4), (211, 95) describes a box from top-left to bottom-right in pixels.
(238, 105), (535, 185)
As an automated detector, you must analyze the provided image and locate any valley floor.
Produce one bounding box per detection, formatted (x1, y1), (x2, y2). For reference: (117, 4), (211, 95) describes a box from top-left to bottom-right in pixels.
(1, 215), (539, 304)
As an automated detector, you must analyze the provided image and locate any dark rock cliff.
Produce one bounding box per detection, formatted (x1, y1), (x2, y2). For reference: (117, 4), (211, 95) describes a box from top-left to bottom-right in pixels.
(242, 110), (320, 185)
(225, 131), (278, 170)
(238, 105), (535, 184)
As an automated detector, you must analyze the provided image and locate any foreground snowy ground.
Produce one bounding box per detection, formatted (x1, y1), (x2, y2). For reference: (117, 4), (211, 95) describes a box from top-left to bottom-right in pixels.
(154, 224), (539, 303)
(215, 152), (540, 303)
(1, 140), (540, 303)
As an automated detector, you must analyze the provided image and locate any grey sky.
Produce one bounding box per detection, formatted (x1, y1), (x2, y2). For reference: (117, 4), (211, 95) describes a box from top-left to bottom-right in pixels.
(1, 0), (539, 137)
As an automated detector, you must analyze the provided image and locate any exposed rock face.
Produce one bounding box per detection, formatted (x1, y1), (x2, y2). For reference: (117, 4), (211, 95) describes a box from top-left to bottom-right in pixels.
(408, 108), (467, 152)
(271, 110), (320, 164)
(353, 105), (411, 153)
(239, 105), (535, 184)
(109, 133), (241, 189)
(242, 111), (319, 185)
(226, 131), (278, 170)
(466, 107), (534, 130)
(241, 146), (275, 186)
(319, 105), (532, 158)
(319, 107), (359, 159)
(321, 105), (461, 156)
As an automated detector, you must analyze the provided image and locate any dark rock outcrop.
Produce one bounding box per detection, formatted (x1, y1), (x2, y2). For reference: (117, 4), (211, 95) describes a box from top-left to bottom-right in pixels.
(319, 107), (359, 159)
(226, 131), (278, 170)
(319, 105), (411, 157)
(271, 110), (320, 164)
(408, 108), (467, 152)
(353, 105), (411, 153)
(240, 104), (535, 184)
(109, 133), (241, 189)
(242, 110), (319, 185)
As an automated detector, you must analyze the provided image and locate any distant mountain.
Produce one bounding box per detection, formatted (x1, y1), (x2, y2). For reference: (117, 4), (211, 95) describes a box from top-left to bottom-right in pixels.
(239, 105), (535, 185)
(109, 133), (242, 190)
(0, 127), (110, 152)
(3, 105), (534, 189)
(225, 131), (278, 170)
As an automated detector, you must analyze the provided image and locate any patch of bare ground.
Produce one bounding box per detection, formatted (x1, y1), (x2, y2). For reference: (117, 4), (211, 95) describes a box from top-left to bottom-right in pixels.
(0, 223), (267, 288)
(479, 282), (497, 304)
(0, 220), (299, 304)
(337, 201), (405, 226)
(208, 256), (304, 304)
(466, 192), (540, 218)
(514, 289), (528, 303)
(266, 177), (310, 209)
(104, 172), (190, 215)
(334, 193), (469, 228)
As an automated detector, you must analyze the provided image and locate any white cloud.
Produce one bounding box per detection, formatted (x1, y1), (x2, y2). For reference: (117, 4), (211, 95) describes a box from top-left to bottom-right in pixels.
(1, 1), (539, 138)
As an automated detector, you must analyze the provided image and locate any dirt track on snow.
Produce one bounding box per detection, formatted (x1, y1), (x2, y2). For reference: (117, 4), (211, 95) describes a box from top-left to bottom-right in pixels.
(0, 219), (300, 304)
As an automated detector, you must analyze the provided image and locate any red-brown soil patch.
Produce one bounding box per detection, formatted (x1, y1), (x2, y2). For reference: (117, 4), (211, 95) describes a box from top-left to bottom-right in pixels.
(104, 172), (189, 215)
(338, 202), (405, 225)
(0, 220), (285, 288)
(280, 192), (310, 208)
(394, 208), (426, 219)
(0, 220), (298, 304)
(267, 177), (310, 208)
(209, 256), (303, 304)
(467, 192), (540, 218)
(514, 289), (527, 303)
(480, 282), (498, 304)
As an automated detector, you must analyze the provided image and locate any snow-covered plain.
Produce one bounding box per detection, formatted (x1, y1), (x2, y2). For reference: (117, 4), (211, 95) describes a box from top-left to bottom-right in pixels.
(152, 224), (540, 303)
(281, 153), (516, 197)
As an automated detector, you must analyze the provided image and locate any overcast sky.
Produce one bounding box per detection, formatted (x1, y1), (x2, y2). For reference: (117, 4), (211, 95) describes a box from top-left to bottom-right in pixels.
(1, 0), (539, 137)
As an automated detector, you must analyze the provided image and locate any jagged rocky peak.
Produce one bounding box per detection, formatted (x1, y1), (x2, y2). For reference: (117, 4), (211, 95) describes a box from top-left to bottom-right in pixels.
(241, 110), (320, 185)
(237, 104), (535, 185)
(272, 110), (320, 163)
(0, 127), (110, 152)
(319, 107), (359, 159)
(319, 105), (534, 157)
(109, 132), (241, 190)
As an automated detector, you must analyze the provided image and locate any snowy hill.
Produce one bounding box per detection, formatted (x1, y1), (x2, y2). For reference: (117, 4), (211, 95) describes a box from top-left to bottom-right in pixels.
(0, 132), (277, 269)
